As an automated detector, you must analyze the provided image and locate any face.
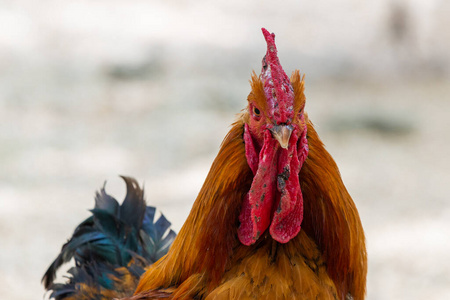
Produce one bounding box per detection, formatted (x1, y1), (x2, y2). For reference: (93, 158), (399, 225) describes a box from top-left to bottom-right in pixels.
(246, 73), (306, 151)
(239, 92), (308, 245)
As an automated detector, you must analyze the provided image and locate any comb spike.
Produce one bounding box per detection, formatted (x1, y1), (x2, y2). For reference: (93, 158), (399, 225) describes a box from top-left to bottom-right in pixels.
(260, 28), (294, 124)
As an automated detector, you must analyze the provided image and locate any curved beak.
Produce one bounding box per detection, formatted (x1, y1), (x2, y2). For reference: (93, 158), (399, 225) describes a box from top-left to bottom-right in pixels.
(269, 125), (293, 149)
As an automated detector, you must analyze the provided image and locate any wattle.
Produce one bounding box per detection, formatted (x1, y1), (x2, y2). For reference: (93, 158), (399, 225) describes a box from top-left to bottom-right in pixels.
(238, 123), (308, 245)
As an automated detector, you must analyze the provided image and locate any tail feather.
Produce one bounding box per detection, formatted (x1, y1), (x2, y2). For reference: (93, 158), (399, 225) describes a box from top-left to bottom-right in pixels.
(118, 176), (146, 232)
(141, 210), (176, 262)
(42, 176), (176, 299)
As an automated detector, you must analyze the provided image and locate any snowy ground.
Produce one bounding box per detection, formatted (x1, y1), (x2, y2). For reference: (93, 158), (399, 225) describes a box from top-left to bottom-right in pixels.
(0, 1), (449, 299)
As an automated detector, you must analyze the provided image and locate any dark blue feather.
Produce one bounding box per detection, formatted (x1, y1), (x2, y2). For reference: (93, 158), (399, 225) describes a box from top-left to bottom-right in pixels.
(94, 183), (119, 215)
(42, 176), (177, 299)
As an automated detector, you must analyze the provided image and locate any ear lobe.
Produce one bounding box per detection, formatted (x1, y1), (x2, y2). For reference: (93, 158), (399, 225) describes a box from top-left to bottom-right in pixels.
(243, 123), (259, 174)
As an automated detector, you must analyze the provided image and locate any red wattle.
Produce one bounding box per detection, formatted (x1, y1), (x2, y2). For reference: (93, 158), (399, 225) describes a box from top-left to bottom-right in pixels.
(239, 118), (309, 245)
(238, 129), (278, 246)
(270, 129), (303, 243)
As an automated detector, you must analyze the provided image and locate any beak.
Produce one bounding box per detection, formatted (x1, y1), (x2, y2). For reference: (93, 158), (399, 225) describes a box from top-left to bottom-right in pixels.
(269, 125), (293, 149)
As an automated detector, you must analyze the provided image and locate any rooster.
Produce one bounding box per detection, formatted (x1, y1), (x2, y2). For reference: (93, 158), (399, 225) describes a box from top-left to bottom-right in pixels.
(43, 28), (367, 300)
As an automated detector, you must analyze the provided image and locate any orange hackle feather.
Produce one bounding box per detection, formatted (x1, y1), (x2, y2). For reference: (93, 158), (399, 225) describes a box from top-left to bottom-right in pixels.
(134, 122), (252, 297)
(130, 72), (367, 299)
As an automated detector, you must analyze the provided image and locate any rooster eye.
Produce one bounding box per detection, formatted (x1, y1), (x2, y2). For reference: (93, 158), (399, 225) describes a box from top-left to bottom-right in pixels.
(253, 107), (261, 116)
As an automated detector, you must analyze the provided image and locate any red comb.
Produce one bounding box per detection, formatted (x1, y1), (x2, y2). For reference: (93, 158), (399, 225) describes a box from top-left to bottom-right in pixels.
(260, 28), (294, 124)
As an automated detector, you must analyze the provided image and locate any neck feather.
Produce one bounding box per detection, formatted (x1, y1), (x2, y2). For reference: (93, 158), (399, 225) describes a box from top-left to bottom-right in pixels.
(136, 118), (367, 299)
(300, 120), (367, 299)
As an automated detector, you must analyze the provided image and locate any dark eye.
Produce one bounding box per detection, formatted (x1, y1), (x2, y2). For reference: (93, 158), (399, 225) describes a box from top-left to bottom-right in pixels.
(253, 107), (260, 116)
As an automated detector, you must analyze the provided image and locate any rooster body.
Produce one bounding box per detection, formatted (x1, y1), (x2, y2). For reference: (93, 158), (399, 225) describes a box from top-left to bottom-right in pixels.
(44, 28), (367, 300)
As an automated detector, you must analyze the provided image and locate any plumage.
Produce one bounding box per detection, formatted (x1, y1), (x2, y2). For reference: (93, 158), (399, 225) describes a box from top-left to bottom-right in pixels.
(43, 28), (367, 300)
(42, 176), (176, 300)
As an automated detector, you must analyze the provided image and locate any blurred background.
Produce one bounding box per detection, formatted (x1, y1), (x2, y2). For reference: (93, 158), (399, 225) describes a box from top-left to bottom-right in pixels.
(1, 0), (449, 299)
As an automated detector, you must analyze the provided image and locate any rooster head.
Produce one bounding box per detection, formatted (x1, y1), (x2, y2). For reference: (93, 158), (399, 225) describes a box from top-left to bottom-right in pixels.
(238, 28), (309, 246)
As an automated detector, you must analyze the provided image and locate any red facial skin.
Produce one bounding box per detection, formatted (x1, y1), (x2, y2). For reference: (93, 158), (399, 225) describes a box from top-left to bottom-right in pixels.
(237, 28), (309, 246)
(238, 114), (308, 245)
